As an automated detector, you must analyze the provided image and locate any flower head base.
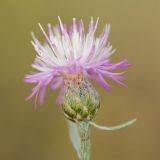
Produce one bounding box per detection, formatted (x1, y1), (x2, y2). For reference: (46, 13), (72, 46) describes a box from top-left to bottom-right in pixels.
(24, 17), (130, 106)
(62, 73), (100, 122)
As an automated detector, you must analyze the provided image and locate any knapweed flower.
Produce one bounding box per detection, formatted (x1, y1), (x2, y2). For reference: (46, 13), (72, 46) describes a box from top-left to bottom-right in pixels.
(25, 17), (130, 120)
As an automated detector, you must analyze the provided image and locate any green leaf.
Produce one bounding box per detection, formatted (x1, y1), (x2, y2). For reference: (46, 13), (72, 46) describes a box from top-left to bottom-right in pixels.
(67, 120), (81, 159)
(90, 118), (137, 131)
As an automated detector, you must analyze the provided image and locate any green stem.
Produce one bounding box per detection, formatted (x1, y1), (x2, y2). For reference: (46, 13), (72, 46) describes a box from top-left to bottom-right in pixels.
(78, 121), (90, 160)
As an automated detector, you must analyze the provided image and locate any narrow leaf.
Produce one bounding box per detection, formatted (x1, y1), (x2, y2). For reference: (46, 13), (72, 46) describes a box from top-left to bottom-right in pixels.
(90, 118), (137, 131)
(67, 120), (81, 159)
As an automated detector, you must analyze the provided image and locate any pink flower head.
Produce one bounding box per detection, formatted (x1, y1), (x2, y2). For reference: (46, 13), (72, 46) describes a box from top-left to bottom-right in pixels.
(24, 17), (130, 106)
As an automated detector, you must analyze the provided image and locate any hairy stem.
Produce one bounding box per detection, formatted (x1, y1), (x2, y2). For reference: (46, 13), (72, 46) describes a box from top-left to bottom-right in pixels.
(78, 121), (90, 160)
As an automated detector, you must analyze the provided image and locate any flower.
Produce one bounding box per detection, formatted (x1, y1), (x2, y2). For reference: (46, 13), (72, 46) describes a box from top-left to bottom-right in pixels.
(24, 17), (130, 107)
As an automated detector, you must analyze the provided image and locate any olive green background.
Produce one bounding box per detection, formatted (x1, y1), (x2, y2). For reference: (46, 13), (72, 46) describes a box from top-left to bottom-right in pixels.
(0, 0), (159, 160)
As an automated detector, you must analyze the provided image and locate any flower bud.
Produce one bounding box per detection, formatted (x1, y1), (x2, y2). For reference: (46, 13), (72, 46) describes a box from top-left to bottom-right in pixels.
(61, 73), (100, 122)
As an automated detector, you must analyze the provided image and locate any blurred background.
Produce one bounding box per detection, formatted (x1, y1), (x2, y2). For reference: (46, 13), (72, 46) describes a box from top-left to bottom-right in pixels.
(0, 0), (160, 159)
